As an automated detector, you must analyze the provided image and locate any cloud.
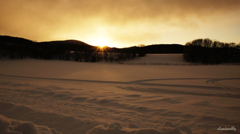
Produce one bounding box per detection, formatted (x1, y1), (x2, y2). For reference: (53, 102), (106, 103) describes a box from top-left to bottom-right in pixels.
(0, 0), (240, 46)
(58, 0), (240, 23)
(1, 0), (240, 26)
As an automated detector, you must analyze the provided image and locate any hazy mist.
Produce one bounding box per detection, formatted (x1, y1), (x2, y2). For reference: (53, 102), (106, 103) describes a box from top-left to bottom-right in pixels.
(1, 0), (240, 47)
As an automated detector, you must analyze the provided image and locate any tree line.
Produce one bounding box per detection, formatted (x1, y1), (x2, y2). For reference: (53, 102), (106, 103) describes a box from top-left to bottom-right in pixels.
(184, 38), (240, 64)
(0, 35), (144, 62)
(5, 35), (236, 64)
(0, 35), (186, 63)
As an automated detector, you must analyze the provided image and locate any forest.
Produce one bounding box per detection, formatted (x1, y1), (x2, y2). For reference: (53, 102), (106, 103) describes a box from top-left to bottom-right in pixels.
(183, 38), (240, 64)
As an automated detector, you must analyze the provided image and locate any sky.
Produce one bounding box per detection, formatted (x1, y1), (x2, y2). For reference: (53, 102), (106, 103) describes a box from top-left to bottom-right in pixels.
(0, 0), (240, 48)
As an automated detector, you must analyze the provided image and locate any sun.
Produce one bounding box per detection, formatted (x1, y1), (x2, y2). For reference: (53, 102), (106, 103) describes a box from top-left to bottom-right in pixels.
(98, 44), (106, 48)
(91, 37), (111, 48)
(98, 45), (106, 49)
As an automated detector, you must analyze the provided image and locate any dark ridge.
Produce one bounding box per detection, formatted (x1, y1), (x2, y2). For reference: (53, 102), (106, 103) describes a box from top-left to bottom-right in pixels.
(2, 35), (239, 64)
(0, 35), (35, 44)
(0, 35), (184, 56)
(39, 39), (90, 46)
(0, 35), (143, 61)
(38, 40), (94, 52)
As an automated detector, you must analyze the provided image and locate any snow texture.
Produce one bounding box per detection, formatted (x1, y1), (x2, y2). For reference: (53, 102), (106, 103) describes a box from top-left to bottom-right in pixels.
(0, 54), (240, 134)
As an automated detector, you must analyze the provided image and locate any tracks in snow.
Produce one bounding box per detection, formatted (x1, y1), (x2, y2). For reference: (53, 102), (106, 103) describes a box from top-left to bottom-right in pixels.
(0, 74), (240, 92)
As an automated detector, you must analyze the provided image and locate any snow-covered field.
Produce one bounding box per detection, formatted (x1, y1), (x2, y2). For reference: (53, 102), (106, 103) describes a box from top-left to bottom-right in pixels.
(0, 54), (240, 134)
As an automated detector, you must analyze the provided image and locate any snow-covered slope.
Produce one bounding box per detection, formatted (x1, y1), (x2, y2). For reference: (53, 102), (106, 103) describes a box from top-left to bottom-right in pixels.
(0, 57), (240, 134)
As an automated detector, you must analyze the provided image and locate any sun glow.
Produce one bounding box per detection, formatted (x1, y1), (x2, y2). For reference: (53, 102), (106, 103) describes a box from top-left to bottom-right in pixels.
(98, 45), (106, 49)
(96, 45), (108, 52)
(90, 37), (112, 47)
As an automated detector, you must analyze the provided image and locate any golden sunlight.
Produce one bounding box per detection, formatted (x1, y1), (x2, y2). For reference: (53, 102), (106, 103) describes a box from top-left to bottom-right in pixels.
(90, 37), (112, 47)
(96, 45), (108, 52)
(98, 45), (106, 49)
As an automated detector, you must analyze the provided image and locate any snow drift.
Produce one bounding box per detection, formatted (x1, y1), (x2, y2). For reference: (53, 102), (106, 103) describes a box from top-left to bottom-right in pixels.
(0, 54), (239, 134)
(0, 114), (61, 134)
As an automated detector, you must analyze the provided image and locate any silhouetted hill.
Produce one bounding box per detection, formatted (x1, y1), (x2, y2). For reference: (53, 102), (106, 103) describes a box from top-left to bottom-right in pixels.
(40, 39), (91, 47)
(0, 35), (184, 61)
(1, 35), (238, 64)
(0, 35), (35, 44)
(0, 35), (184, 53)
(38, 40), (94, 52)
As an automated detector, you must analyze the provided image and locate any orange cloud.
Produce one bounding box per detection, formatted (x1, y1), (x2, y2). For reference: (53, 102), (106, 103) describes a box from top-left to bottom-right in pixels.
(0, 0), (240, 47)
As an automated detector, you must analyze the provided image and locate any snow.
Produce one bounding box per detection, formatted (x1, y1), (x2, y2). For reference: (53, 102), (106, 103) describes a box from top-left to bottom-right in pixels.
(0, 114), (62, 134)
(0, 54), (240, 134)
